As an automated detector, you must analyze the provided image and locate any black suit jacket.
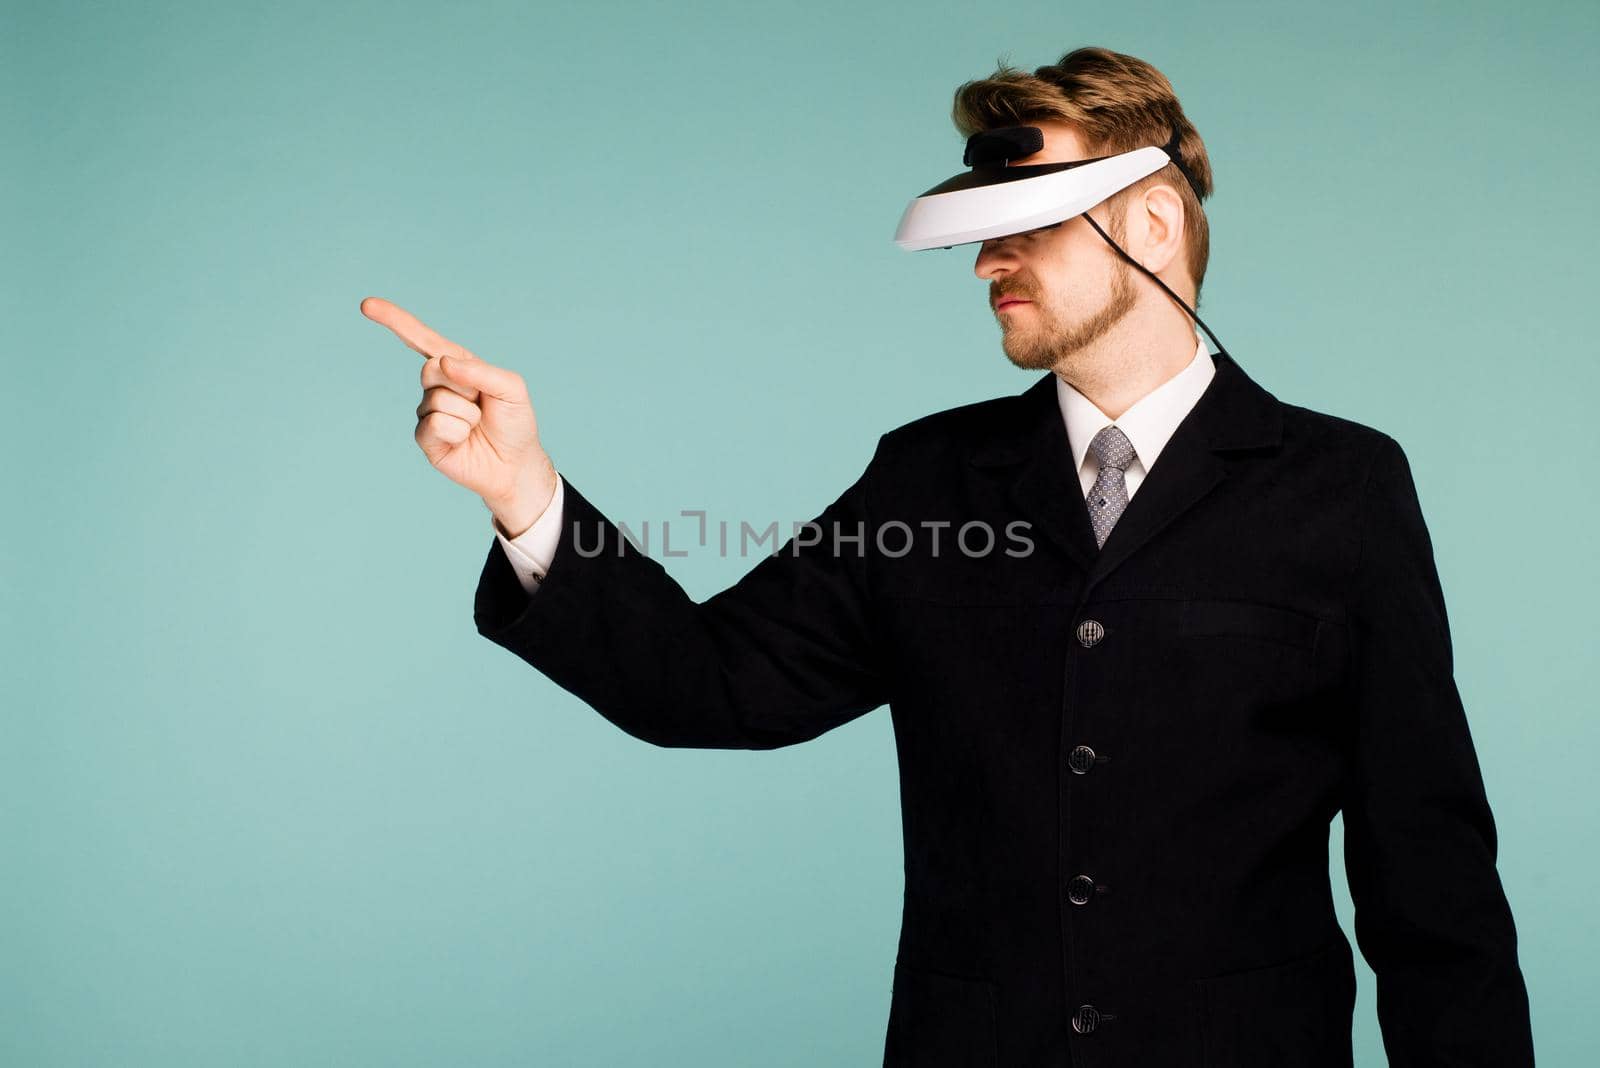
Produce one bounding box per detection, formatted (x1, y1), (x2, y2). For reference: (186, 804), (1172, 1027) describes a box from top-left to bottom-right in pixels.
(473, 349), (1533, 1067)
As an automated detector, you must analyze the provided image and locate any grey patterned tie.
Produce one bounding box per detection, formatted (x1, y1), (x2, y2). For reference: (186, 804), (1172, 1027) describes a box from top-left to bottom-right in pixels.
(1085, 425), (1136, 549)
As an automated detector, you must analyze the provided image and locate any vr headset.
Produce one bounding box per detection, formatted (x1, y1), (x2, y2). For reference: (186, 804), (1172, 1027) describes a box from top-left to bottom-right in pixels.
(894, 124), (1227, 358)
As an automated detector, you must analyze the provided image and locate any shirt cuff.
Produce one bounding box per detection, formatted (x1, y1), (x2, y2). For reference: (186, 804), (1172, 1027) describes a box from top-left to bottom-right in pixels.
(492, 473), (565, 592)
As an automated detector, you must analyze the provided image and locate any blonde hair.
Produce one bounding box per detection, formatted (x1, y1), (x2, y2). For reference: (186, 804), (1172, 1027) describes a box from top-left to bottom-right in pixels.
(952, 47), (1213, 303)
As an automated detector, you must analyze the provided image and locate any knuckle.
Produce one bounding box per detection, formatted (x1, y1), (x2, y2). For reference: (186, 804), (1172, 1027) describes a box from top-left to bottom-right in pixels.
(416, 412), (451, 440)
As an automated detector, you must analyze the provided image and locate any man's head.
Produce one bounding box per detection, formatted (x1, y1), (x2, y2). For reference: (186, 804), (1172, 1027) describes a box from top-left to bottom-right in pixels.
(951, 48), (1213, 372)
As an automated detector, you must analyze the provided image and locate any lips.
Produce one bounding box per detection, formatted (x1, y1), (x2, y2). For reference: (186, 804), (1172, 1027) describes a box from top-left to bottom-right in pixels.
(996, 298), (1031, 310)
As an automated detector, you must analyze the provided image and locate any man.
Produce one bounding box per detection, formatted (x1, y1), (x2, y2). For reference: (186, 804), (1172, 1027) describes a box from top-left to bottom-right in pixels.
(363, 45), (1532, 1068)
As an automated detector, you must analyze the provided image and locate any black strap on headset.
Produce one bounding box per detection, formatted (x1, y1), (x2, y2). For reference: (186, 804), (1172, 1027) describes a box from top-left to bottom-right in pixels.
(1158, 126), (1201, 198)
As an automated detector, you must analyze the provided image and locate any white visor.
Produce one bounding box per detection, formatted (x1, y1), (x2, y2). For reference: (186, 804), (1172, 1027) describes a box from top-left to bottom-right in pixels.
(894, 144), (1175, 251)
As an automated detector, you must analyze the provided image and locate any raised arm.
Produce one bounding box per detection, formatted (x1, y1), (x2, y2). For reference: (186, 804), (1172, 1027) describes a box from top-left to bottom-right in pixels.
(362, 295), (890, 750)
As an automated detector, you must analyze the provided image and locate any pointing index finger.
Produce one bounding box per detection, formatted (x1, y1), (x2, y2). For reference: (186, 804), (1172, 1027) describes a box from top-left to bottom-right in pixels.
(359, 296), (478, 360)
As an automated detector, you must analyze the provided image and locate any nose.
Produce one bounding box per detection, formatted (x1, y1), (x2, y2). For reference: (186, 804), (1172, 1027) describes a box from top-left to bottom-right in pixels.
(974, 237), (1020, 281)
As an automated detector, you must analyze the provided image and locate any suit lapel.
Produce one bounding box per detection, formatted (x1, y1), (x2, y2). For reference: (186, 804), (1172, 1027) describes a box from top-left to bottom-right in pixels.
(1085, 406), (1225, 587)
(1002, 377), (1101, 575)
(968, 348), (1283, 592)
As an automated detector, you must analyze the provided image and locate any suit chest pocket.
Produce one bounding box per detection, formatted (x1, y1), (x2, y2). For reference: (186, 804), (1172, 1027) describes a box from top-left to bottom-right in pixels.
(1174, 598), (1325, 704)
(1179, 599), (1320, 651)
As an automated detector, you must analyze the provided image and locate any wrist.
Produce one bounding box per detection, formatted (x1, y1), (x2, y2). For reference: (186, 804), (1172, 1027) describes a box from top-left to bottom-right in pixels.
(486, 459), (556, 540)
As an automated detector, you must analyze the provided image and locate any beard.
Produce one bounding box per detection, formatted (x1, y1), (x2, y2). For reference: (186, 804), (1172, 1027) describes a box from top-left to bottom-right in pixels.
(997, 254), (1138, 372)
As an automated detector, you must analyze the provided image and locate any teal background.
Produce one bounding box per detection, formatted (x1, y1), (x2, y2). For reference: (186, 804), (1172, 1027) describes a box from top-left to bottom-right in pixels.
(5, 0), (1597, 1063)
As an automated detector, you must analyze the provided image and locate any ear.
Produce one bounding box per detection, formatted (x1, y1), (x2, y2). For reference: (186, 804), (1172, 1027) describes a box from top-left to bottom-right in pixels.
(1136, 182), (1187, 276)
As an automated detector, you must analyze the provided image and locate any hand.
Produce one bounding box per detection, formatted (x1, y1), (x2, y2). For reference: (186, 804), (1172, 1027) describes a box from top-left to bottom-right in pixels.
(360, 296), (557, 534)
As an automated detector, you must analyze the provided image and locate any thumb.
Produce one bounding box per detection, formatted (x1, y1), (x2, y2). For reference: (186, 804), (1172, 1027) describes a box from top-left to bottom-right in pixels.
(440, 353), (525, 402)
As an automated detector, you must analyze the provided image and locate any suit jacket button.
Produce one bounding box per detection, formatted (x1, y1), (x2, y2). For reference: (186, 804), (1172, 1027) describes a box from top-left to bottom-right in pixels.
(1068, 874), (1096, 905)
(1075, 619), (1105, 647)
(1068, 745), (1097, 774)
(1071, 1004), (1101, 1034)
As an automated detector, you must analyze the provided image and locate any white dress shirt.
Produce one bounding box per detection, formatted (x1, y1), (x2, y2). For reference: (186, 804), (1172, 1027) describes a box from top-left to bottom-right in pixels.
(1058, 335), (1215, 498)
(495, 335), (1215, 594)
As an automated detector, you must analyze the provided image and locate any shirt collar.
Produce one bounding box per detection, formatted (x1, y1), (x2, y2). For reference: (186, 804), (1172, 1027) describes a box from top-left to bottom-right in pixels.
(1056, 335), (1216, 476)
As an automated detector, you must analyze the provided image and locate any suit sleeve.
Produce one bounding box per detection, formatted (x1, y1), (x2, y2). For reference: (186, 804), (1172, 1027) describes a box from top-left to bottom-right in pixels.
(471, 439), (891, 750)
(1340, 433), (1534, 1065)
